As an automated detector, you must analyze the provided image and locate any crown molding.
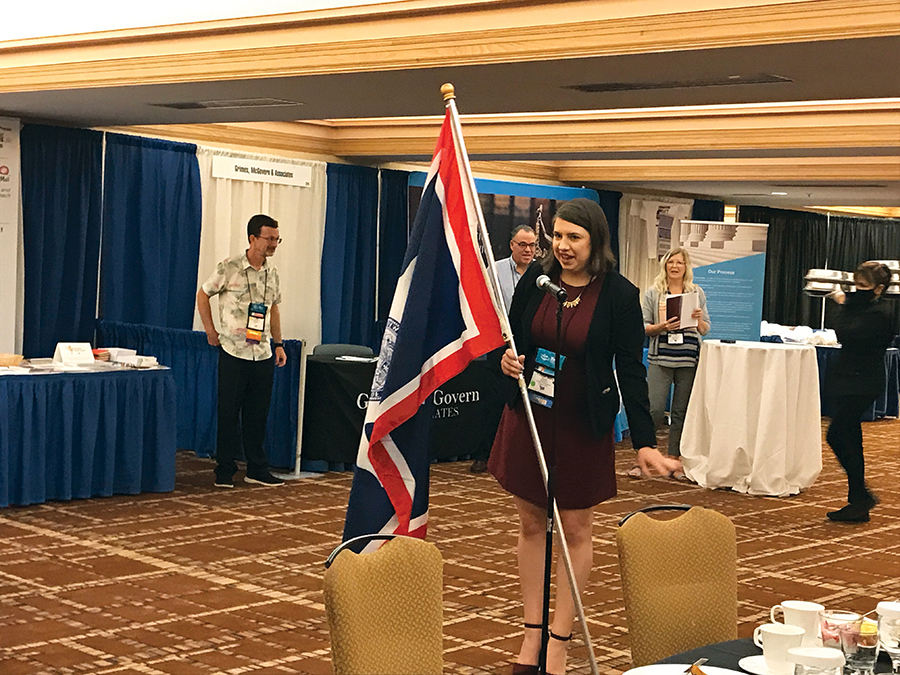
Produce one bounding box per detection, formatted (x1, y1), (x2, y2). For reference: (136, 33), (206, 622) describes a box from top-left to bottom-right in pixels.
(330, 102), (900, 157)
(103, 121), (339, 158)
(1, 0), (897, 92)
(105, 102), (900, 167)
(557, 156), (900, 182)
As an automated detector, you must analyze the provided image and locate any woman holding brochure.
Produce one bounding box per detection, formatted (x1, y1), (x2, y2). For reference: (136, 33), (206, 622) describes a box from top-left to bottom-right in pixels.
(488, 199), (678, 675)
(629, 247), (710, 478)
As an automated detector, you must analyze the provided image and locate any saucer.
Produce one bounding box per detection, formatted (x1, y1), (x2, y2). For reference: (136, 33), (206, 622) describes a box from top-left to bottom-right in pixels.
(624, 665), (745, 675)
(739, 655), (790, 675)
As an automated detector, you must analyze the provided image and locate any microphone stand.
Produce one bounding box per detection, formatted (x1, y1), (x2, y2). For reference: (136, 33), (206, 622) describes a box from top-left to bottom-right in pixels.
(538, 292), (565, 675)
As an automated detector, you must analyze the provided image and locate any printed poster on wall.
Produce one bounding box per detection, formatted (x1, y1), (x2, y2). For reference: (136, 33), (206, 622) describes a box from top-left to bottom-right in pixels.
(408, 173), (598, 264)
(0, 117), (21, 354)
(681, 220), (768, 342)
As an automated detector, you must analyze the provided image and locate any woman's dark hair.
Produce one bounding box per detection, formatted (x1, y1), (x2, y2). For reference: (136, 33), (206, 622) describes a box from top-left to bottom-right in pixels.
(854, 261), (892, 290)
(540, 198), (616, 278)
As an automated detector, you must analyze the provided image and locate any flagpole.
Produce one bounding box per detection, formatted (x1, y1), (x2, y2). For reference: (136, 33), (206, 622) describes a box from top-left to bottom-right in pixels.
(441, 83), (599, 675)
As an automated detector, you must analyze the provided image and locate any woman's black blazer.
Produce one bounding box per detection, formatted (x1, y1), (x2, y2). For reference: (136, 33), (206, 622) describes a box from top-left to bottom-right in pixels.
(826, 298), (896, 399)
(502, 263), (657, 449)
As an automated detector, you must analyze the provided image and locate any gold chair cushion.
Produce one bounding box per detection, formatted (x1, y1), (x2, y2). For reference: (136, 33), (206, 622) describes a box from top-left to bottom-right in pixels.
(616, 507), (738, 666)
(324, 536), (443, 675)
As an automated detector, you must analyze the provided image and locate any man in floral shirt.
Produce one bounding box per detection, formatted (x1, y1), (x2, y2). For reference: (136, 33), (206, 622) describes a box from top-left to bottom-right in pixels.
(197, 214), (287, 488)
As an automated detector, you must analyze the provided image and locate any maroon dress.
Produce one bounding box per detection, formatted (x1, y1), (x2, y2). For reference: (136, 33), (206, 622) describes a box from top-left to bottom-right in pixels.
(488, 276), (617, 510)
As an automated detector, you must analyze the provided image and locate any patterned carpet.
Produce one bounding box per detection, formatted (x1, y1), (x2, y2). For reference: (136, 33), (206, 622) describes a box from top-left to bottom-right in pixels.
(1, 417), (898, 675)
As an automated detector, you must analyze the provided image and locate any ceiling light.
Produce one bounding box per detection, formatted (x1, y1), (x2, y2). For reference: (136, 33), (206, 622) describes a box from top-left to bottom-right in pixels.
(771, 191), (788, 195)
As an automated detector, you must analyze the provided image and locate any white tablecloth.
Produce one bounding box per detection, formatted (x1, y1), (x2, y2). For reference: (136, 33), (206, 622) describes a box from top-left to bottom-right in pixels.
(681, 340), (822, 496)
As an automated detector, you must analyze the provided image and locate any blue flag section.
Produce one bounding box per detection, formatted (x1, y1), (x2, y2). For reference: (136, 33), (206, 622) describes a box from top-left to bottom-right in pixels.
(342, 108), (506, 551)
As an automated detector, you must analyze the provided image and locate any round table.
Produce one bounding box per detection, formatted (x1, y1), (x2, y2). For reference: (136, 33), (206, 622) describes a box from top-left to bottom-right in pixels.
(657, 637), (891, 673)
(680, 340), (823, 497)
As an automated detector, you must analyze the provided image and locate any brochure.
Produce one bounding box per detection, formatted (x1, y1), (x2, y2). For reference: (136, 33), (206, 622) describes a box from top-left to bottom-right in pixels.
(664, 292), (700, 329)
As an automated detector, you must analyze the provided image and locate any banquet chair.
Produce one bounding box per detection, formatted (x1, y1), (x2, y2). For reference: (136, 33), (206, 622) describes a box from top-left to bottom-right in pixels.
(312, 343), (374, 357)
(616, 505), (738, 667)
(323, 534), (443, 675)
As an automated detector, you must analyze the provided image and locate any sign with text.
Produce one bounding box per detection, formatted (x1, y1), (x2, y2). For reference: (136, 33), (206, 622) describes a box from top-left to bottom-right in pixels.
(683, 220), (769, 342)
(0, 117), (21, 354)
(53, 342), (95, 365)
(211, 155), (311, 187)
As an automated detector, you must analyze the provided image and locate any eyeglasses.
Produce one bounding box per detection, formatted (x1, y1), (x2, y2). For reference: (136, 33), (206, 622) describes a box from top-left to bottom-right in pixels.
(260, 236), (282, 244)
(512, 241), (537, 250)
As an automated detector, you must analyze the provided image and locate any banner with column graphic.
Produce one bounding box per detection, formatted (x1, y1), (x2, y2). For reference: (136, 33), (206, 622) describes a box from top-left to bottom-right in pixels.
(0, 117), (21, 354)
(680, 220), (768, 342)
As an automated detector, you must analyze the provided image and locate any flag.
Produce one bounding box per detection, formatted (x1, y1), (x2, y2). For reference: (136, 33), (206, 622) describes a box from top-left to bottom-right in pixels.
(342, 107), (506, 548)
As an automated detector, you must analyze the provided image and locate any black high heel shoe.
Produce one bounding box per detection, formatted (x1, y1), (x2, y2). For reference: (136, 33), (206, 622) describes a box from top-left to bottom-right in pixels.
(511, 624), (543, 675)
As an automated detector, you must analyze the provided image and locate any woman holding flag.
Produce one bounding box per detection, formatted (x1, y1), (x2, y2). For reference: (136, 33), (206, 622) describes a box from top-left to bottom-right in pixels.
(488, 198), (680, 675)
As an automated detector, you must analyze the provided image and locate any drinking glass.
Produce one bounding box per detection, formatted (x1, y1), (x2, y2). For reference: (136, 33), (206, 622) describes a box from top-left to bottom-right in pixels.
(820, 610), (861, 650)
(878, 612), (900, 674)
(839, 619), (878, 675)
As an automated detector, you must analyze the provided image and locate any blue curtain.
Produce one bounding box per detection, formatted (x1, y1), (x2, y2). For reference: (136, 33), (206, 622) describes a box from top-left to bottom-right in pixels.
(20, 125), (103, 358)
(597, 190), (622, 266)
(321, 163), (379, 348)
(376, 169), (409, 343)
(692, 199), (725, 222)
(100, 134), (202, 329)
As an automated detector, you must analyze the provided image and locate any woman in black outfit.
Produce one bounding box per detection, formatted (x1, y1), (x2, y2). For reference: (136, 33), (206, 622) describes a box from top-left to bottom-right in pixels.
(824, 261), (895, 523)
(488, 199), (679, 674)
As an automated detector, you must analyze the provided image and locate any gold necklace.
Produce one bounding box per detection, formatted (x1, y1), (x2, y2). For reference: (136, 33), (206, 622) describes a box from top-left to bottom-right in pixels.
(562, 277), (594, 309)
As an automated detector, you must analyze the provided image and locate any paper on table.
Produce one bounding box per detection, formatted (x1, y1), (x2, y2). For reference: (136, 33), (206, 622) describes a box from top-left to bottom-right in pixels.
(665, 292), (700, 329)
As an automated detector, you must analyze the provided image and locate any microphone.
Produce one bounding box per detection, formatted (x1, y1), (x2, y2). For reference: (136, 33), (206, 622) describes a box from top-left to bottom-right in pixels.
(536, 274), (567, 302)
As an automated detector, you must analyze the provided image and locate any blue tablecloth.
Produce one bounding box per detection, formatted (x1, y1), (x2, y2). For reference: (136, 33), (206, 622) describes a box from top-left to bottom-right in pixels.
(0, 368), (177, 508)
(816, 346), (900, 420)
(96, 321), (303, 470)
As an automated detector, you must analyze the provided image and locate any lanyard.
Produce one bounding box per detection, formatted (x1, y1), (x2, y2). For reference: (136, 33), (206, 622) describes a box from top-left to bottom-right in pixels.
(244, 268), (268, 305)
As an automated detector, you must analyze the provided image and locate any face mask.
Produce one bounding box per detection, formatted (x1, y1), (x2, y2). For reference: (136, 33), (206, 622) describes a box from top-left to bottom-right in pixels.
(847, 289), (875, 306)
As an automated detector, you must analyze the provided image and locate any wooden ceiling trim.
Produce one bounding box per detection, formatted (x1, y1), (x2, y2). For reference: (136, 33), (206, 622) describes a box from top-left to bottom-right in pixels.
(1, 0), (895, 92)
(557, 156), (900, 181)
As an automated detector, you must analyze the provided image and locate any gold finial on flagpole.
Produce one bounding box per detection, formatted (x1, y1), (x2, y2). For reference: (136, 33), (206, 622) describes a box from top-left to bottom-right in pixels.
(441, 83), (456, 101)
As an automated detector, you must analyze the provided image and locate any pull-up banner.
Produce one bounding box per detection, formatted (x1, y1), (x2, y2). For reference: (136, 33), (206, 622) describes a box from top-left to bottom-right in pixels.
(681, 220), (768, 342)
(0, 117), (21, 354)
(211, 155), (312, 187)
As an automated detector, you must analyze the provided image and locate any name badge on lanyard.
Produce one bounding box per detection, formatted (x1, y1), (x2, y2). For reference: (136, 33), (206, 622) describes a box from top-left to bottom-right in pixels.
(246, 302), (268, 344)
(527, 347), (566, 409)
(245, 267), (269, 345)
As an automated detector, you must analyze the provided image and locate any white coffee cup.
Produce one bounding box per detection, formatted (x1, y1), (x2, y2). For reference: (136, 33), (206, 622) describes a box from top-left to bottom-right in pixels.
(754, 623), (806, 674)
(771, 600), (825, 646)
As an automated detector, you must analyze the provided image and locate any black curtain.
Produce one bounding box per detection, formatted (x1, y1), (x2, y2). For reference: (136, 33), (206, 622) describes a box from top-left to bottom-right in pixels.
(739, 206), (900, 331)
(738, 206), (829, 327)
(825, 214), (900, 331)
(692, 199), (725, 222)
(20, 125), (103, 358)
